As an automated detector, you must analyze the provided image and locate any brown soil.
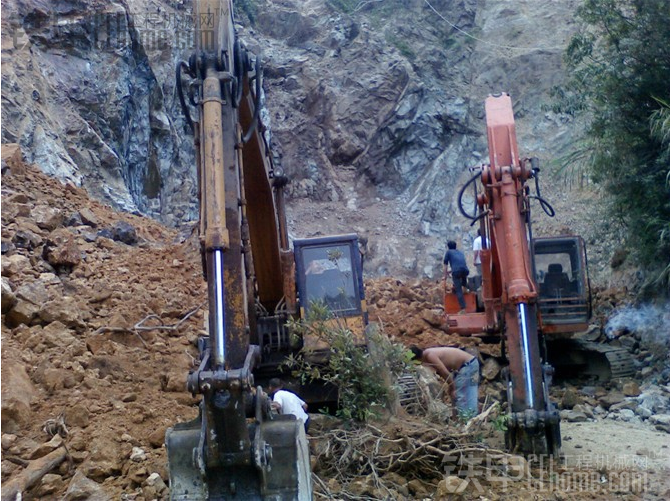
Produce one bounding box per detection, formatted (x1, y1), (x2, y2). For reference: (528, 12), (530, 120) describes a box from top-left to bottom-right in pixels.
(2, 149), (668, 500)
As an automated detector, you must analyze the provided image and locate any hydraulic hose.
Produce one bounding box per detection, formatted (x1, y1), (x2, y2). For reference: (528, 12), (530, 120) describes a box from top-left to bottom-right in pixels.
(242, 52), (263, 144)
(176, 60), (195, 133)
(457, 171), (488, 223)
(530, 164), (555, 217)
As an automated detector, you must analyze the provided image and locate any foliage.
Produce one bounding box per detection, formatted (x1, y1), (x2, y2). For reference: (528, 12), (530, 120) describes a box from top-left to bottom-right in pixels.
(492, 413), (510, 432)
(385, 33), (415, 59)
(285, 302), (413, 422)
(552, 0), (670, 291)
(234, 0), (259, 26)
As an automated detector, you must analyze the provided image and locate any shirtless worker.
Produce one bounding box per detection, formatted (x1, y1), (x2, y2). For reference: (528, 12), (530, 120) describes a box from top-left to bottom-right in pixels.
(410, 346), (480, 418)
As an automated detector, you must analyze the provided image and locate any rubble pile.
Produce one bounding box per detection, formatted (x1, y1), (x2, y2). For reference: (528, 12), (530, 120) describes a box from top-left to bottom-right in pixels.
(365, 277), (502, 359)
(2, 147), (206, 500)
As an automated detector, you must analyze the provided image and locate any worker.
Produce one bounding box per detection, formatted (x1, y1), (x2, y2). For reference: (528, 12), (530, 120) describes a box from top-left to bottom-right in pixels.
(443, 240), (469, 313)
(409, 346), (479, 418)
(268, 378), (310, 433)
(472, 229), (484, 277)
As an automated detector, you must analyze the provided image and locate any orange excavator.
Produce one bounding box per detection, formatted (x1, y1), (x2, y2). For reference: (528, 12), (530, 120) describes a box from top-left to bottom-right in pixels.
(445, 93), (634, 456)
(445, 93), (571, 456)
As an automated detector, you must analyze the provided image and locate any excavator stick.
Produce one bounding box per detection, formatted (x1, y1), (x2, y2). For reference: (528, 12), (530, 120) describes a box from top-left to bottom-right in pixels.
(166, 1), (312, 498)
(483, 94), (561, 456)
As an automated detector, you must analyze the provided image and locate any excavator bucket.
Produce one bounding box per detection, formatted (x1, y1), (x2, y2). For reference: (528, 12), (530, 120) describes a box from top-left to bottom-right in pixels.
(166, 408), (312, 500)
(165, 416), (207, 500)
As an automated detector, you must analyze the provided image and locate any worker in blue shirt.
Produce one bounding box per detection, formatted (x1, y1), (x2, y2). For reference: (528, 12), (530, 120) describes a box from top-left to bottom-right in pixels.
(443, 240), (470, 312)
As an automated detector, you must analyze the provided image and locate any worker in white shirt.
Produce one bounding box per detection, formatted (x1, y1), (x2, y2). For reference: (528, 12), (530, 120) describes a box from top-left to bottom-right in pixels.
(268, 378), (310, 433)
(472, 229), (488, 277)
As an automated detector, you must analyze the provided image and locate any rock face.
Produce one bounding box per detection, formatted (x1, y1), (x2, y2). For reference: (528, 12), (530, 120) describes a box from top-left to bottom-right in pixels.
(2, 0), (584, 278)
(1, 0), (197, 226)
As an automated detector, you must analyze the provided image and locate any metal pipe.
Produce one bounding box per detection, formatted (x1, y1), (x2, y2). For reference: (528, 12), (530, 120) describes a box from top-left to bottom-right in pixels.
(517, 302), (535, 408)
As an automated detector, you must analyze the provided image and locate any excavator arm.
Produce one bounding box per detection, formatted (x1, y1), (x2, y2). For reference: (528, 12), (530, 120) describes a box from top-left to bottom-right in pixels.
(446, 93), (561, 456)
(480, 94), (560, 455)
(166, 1), (311, 498)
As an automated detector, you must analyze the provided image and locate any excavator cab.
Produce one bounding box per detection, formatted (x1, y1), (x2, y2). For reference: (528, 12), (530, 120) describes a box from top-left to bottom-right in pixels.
(293, 234), (368, 353)
(533, 236), (591, 333)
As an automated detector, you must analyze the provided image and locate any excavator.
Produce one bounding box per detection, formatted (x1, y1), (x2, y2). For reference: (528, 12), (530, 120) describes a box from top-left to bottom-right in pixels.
(444, 93), (634, 456)
(165, 1), (368, 498)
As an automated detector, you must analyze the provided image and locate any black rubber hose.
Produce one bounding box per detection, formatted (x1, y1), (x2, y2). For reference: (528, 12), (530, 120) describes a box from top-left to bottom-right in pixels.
(176, 60), (194, 133)
(458, 172), (483, 221)
(529, 195), (555, 217)
(530, 163), (556, 217)
(242, 52), (263, 144)
(232, 39), (244, 108)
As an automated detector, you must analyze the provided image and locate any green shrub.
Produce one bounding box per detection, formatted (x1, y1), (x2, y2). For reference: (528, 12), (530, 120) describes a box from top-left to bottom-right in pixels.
(285, 302), (412, 422)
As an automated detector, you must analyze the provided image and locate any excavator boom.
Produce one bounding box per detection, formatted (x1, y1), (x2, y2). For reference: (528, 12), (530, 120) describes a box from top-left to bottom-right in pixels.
(447, 93), (561, 456)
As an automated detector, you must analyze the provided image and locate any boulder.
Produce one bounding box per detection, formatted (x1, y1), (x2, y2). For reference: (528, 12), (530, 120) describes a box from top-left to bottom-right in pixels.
(420, 308), (444, 327)
(148, 426), (167, 448)
(481, 357), (501, 381)
(436, 476), (469, 496)
(598, 392), (625, 410)
(111, 221), (138, 245)
(638, 389), (668, 414)
(78, 208), (99, 228)
(64, 470), (112, 501)
(650, 414), (670, 433)
(1, 361), (37, 433)
(30, 435), (64, 459)
(12, 227), (44, 250)
(39, 321), (80, 349)
(572, 404), (595, 419)
(561, 388), (582, 410)
(38, 297), (83, 328)
(617, 409), (636, 422)
(1, 253), (31, 276)
(81, 436), (123, 481)
(5, 299), (40, 327)
(63, 404), (91, 429)
(622, 381), (641, 397)
(1, 277), (17, 313)
(560, 409), (588, 422)
(15, 280), (50, 305)
(33, 205), (64, 231)
(43, 228), (82, 268)
(36, 473), (64, 497)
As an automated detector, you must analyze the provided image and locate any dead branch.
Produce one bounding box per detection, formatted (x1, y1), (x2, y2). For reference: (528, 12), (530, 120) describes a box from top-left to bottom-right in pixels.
(1, 447), (67, 501)
(464, 401), (500, 432)
(91, 302), (205, 349)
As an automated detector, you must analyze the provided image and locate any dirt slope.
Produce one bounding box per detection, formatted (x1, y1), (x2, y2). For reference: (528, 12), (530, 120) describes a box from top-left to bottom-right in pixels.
(2, 146), (205, 499)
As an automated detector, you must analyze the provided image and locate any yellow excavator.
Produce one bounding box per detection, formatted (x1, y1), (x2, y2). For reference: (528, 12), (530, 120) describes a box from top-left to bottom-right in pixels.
(165, 1), (369, 498)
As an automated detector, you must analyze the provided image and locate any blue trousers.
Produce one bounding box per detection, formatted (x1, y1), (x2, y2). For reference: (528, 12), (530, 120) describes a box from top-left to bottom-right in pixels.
(455, 358), (479, 416)
(452, 271), (468, 309)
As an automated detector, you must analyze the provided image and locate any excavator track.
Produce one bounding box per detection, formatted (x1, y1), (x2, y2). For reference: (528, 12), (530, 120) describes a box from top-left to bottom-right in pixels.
(397, 372), (424, 414)
(547, 339), (636, 382)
